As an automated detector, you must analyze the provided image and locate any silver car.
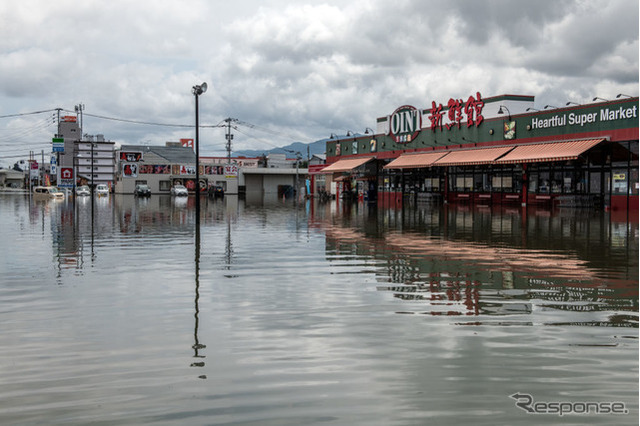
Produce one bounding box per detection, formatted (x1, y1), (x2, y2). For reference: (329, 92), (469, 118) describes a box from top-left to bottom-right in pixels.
(96, 184), (109, 196)
(76, 185), (90, 196)
(171, 185), (188, 196)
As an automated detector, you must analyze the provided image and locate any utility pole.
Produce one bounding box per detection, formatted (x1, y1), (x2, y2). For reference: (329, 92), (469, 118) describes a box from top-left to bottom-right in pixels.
(55, 108), (62, 188)
(75, 104), (85, 137)
(225, 118), (234, 164)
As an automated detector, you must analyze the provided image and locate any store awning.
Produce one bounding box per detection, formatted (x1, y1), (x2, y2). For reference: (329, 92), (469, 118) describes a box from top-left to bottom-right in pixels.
(321, 157), (375, 173)
(432, 146), (515, 167)
(383, 151), (449, 169)
(494, 138), (605, 164)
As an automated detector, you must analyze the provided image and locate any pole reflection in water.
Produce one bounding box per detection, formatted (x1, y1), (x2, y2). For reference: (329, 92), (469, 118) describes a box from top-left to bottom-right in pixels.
(191, 208), (206, 377)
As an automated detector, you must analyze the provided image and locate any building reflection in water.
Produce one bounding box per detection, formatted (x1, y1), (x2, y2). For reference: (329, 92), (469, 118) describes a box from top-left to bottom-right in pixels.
(40, 195), (637, 327)
(314, 202), (638, 325)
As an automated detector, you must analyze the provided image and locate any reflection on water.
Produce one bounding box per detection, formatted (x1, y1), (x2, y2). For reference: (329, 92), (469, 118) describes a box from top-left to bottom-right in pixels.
(0, 193), (637, 425)
(314, 203), (638, 327)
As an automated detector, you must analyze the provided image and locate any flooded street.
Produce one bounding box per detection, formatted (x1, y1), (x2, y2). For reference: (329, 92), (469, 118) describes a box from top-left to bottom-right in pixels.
(0, 193), (637, 425)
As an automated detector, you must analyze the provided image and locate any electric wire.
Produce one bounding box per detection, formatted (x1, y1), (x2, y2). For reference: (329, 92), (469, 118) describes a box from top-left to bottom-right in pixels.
(0, 109), (59, 119)
(0, 117), (56, 144)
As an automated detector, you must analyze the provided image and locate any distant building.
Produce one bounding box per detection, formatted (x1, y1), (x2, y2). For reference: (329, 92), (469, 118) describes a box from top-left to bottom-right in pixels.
(0, 169), (25, 188)
(265, 153), (295, 168)
(56, 116), (115, 189)
(74, 134), (116, 188)
(309, 154), (326, 166)
(114, 143), (240, 195)
(201, 156), (260, 168)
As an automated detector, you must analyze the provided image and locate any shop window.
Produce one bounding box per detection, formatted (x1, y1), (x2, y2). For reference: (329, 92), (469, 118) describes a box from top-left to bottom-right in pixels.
(612, 169), (628, 195)
(630, 141), (639, 196)
(630, 168), (639, 196)
(135, 180), (147, 186)
(503, 176), (514, 192)
(538, 171), (550, 193)
(159, 180), (171, 191)
(529, 173), (538, 193)
(474, 173), (484, 192)
(551, 171), (563, 193)
(562, 171), (574, 193)
(424, 177), (440, 191)
(590, 172), (602, 194)
(491, 175), (502, 192)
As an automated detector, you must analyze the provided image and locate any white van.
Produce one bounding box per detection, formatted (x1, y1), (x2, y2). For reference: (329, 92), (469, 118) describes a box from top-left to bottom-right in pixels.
(33, 186), (64, 200)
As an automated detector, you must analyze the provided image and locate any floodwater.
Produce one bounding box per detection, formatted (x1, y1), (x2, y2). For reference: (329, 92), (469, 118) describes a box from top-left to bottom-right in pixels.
(0, 193), (637, 425)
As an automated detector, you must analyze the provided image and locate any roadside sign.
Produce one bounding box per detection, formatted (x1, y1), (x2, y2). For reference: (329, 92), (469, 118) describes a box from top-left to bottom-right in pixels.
(52, 137), (64, 153)
(59, 167), (74, 188)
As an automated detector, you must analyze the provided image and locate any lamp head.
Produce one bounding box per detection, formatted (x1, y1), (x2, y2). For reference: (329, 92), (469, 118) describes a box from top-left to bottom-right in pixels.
(193, 82), (208, 95)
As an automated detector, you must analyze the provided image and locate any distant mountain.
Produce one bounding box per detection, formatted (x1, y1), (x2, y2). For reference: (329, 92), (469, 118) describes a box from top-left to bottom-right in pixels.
(233, 139), (327, 159)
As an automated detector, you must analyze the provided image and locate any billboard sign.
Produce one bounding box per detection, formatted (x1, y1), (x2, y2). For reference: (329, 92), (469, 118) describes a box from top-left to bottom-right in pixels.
(59, 167), (74, 188)
(52, 137), (64, 153)
(119, 151), (143, 162)
(224, 164), (238, 178)
(123, 163), (138, 178)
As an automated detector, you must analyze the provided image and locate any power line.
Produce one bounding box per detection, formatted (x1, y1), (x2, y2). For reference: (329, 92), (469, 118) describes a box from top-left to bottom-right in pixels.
(0, 109), (59, 119)
(64, 109), (227, 129)
(0, 117), (56, 144)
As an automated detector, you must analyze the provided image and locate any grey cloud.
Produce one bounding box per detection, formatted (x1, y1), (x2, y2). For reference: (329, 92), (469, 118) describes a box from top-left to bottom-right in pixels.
(0, 0), (637, 158)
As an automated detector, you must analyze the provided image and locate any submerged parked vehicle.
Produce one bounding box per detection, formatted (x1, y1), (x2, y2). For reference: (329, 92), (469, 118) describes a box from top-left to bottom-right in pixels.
(33, 186), (64, 200)
(96, 184), (110, 196)
(209, 185), (224, 198)
(76, 185), (90, 196)
(170, 184), (188, 196)
(134, 184), (151, 197)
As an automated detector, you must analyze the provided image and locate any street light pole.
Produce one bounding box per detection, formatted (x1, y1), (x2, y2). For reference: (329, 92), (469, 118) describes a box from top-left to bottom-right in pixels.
(192, 82), (208, 219)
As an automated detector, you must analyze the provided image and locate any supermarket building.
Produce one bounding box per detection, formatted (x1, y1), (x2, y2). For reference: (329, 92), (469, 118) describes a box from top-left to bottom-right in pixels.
(321, 93), (638, 217)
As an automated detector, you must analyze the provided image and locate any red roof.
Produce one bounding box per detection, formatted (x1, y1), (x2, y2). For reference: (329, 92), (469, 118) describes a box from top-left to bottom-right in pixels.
(383, 152), (449, 169)
(494, 139), (604, 164)
(321, 157), (375, 173)
(433, 146), (515, 166)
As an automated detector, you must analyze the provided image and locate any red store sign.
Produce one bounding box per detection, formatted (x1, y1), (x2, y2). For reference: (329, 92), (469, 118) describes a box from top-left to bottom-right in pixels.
(428, 91), (485, 132)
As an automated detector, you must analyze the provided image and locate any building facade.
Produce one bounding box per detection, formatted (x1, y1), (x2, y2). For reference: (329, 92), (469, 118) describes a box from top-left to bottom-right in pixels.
(56, 116), (115, 189)
(323, 93), (638, 217)
(113, 144), (309, 201)
(74, 135), (116, 188)
(114, 145), (250, 195)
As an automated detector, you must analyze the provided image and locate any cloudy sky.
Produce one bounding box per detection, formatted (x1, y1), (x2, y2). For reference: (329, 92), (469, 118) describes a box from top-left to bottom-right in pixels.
(0, 0), (637, 165)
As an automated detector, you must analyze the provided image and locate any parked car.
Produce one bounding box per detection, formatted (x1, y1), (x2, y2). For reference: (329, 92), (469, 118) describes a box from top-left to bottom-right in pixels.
(76, 185), (90, 196)
(96, 184), (110, 196)
(134, 184), (151, 197)
(171, 184), (188, 196)
(33, 186), (64, 200)
(209, 185), (224, 198)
